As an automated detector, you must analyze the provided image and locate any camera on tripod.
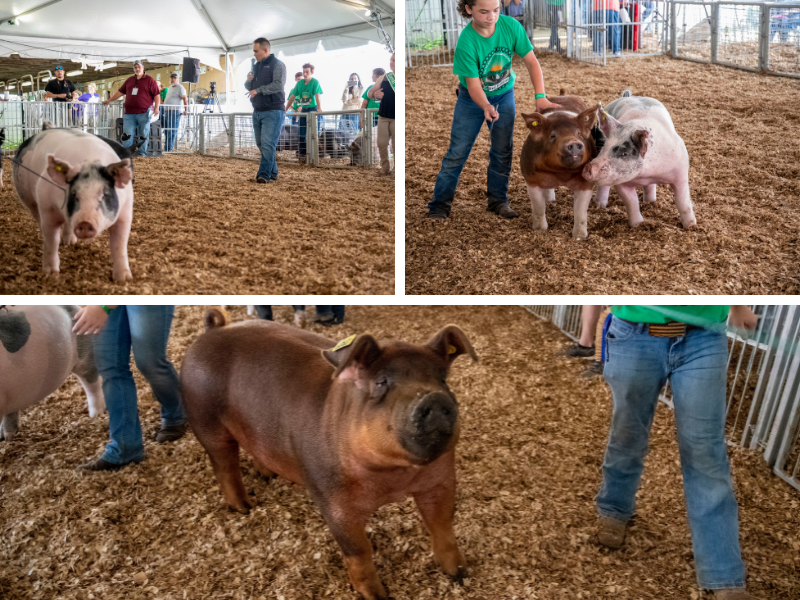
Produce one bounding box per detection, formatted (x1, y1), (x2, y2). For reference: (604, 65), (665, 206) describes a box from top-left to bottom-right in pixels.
(209, 81), (216, 93)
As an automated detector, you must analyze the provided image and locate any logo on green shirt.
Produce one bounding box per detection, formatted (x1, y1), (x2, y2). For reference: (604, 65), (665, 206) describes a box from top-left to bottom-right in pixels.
(480, 47), (513, 93)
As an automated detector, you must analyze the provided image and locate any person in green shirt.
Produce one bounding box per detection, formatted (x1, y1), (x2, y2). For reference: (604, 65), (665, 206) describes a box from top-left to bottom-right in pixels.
(597, 305), (759, 600)
(427, 0), (559, 221)
(285, 63), (323, 158)
(359, 67), (385, 130)
(290, 71), (302, 124)
(546, 0), (566, 51)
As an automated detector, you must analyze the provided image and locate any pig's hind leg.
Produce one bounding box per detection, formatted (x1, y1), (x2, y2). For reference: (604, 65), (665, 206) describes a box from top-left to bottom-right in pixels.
(73, 335), (105, 417)
(614, 184), (644, 228)
(200, 431), (253, 514)
(670, 180), (696, 228)
(643, 184), (657, 203)
(594, 185), (610, 208)
(0, 412), (20, 441)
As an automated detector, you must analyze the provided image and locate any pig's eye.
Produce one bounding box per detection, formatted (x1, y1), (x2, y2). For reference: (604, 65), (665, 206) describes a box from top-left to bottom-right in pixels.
(550, 132), (557, 140)
(375, 378), (389, 391)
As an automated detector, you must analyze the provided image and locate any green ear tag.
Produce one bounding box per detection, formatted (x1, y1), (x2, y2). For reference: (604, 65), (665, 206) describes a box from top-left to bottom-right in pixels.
(331, 334), (357, 352)
(447, 344), (458, 355)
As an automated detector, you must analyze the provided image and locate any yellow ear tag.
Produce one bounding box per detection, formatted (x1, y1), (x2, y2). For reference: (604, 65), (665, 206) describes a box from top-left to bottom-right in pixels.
(532, 121), (538, 126)
(447, 344), (458, 355)
(331, 334), (357, 352)
(55, 165), (64, 172)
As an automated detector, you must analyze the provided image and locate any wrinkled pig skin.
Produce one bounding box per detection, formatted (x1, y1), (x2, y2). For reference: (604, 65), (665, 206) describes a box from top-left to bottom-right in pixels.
(181, 310), (478, 600)
(0, 305), (104, 442)
(12, 123), (136, 282)
(519, 94), (600, 240)
(583, 93), (697, 229)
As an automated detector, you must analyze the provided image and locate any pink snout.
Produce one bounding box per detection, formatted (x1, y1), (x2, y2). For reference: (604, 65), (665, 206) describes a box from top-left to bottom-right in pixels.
(74, 221), (97, 239)
(583, 161), (599, 181)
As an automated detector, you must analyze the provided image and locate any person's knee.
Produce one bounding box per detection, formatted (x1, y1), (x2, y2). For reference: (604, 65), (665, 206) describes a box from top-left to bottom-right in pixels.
(133, 353), (172, 383)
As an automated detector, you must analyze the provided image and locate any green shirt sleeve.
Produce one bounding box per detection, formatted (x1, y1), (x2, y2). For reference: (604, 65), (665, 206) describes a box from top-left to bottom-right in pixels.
(362, 85), (371, 100)
(312, 79), (323, 95)
(452, 29), (480, 80)
(289, 81), (300, 97)
(512, 17), (534, 57)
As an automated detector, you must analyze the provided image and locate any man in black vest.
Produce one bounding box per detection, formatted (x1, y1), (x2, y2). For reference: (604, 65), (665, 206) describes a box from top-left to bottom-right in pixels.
(246, 37), (287, 184)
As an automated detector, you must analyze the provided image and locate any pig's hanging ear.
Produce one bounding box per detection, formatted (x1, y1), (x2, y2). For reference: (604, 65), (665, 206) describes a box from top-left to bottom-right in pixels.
(427, 325), (478, 366)
(104, 159), (132, 188)
(578, 104), (600, 137)
(521, 112), (546, 137)
(46, 155), (78, 186)
(597, 107), (621, 138)
(632, 129), (650, 159)
(323, 334), (383, 381)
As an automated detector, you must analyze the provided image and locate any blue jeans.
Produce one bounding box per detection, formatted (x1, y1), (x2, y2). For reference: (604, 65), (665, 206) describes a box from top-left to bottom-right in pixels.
(94, 306), (185, 465)
(297, 106), (319, 157)
(592, 10), (622, 54)
(598, 316), (746, 590)
(162, 107), (182, 152)
(122, 111), (151, 156)
(253, 109), (284, 180)
(428, 85), (515, 217)
(316, 306), (345, 323)
(254, 306), (306, 320)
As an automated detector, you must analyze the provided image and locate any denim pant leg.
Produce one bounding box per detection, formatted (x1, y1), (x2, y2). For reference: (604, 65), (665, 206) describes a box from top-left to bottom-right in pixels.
(332, 306), (345, 323)
(94, 306), (145, 465)
(608, 10), (622, 53)
(292, 305), (306, 312)
(253, 111), (265, 176)
(486, 88), (516, 210)
(263, 109), (283, 180)
(255, 306), (273, 320)
(428, 87), (494, 217)
(121, 114), (137, 150)
(127, 306), (185, 427)
(597, 318), (668, 522)
(670, 329), (746, 590)
(136, 112), (150, 156)
(316, 306), (333, 320)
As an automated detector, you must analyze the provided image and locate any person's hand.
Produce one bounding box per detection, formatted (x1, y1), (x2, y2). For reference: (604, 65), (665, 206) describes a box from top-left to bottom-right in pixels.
(536, 97), (560, 111)
(103, 100), (110, 106)
(729, 306), (758, 332)
(483, 104), (499, 122)
(183, 109), (187, 116)
(249, 89), (258, 98)
(73, 306), (109, 335)
(373, 88), (384, 100)
(247, 72), (254, 82)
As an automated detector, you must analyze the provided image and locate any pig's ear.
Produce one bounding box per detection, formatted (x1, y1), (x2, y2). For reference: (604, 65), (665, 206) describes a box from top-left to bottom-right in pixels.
(323, 334), (383, 381)
(578, 104), (599, 136)
(597, 107), (621, 138)
(521, 112), (546, 136)
(46, 155), (78, 185)
(427, 325), (478, 366)
(632, 129), (650, 159)
(104, 159), (132, 188)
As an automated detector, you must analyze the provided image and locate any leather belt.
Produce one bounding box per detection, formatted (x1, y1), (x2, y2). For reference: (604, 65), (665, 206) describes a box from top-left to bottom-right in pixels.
(619, 319), (702, 338)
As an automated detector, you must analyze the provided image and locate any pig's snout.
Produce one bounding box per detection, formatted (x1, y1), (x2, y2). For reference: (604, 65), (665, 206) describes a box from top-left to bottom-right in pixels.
(583, 161), (598, 181)
(401, 392), (459, 463)
(566, 141), (584, 157)
(74, 222), (97, 239)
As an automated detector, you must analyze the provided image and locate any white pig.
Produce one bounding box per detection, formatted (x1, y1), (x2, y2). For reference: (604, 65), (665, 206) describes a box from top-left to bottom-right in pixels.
(0, 305), (105, 441)
(582, 91), (697, 230)
(12, 122), (137, 282)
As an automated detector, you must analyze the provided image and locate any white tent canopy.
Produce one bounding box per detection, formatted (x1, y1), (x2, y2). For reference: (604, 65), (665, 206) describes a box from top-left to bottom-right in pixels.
(0, 0), (395, 70)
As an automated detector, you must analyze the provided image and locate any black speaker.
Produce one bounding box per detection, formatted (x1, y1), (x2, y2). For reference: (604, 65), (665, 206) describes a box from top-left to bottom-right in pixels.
(182, 57), (200, 83)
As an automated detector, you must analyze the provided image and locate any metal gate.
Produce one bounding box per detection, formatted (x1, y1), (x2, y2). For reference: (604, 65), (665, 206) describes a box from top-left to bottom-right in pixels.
(406, 0), (468, 67)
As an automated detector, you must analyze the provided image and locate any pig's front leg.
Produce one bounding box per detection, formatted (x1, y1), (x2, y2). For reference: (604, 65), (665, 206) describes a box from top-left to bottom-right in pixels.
(0, 412), (20, 441)
(643, 184), (657, 203)
(321, 501), (388, 600)
(61, 221), (77, 245)
(671, 181), (697, 228)
(413, 481), (467, 583)
(614, 184), (644, 228)
(108, 199), (133, 283)
(40, 209), (63, 276)
(546, 188), (556, 203)
(594, 185), (610, 208)
(527, 185), (549, 231)
(572, 189), (593, 240)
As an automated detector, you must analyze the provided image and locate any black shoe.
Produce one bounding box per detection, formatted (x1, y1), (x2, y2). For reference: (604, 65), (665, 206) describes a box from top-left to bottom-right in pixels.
(427, 212), (448, 221)
(78, 457), (126, 472)
(494, 204), (519, 219)
(270, 176), (278, 183)
(256, 177), (268, 184)
(315, 318), (335, 327)
(581, 360), (604, 378)
(557, 343), (596, 358)
(155, 423), (187, 443)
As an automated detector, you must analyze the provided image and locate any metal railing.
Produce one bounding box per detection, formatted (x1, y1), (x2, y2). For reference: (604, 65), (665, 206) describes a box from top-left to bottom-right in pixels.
(198, 109), (381, 168)
(522, 305), (800, 493)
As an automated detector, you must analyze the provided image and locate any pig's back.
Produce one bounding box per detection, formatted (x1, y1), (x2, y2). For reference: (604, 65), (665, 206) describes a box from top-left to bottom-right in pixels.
(0, 306), (77, 417)
(606, 96), (678, 136)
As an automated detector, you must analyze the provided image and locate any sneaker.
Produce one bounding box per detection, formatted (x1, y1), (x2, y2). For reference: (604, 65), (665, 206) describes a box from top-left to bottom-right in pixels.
(713, 590), (755, 600)
(155, 422), (187, 443)
(494, 204), (519, 219)
(612, 51), (622, 57)
(78, 457), (127, 472)
(256, 177), (267, 184)
(597, 516), (627, 549)
(427, 212), (448, 221)
(556, 342), (596, 358)
(581, 360), (604, 378)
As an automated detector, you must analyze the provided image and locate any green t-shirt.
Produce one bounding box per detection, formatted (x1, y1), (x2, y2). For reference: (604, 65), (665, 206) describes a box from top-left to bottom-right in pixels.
(453, 14), (534, 97)
(290, 78), (323, 108)
(160, 88), (168, 101)
(611, 306), (731, 326)
(362, 85), (381, 109)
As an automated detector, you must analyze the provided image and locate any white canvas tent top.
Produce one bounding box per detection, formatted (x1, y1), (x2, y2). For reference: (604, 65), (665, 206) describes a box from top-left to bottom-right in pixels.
(0, 0), (395, 70)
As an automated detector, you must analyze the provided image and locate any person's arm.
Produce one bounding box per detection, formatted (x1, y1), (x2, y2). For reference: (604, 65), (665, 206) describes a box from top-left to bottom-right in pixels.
(103, 88), (124, 105)
(359, 98), (369, 128)
(368, 75), (385, 98)
(245, 72), (254, 91)
(182, 93), (188, 115)
(314, 94), (322, 112)
(521, 51), (560, 111)
(73, 305), (118, 335)
(285, 94), (296, 112)
(152, 89), (161, 115)
(729, 306), (758, 331)
(342, 87), (349, 104)
(465, 77), (499, 122)
(504, 0), (511, 5)
(253, 62), (286, 97)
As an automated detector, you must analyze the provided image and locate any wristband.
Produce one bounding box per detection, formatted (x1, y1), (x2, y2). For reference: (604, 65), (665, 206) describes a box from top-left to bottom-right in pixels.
(534, 93), (546, 100)
(100, 305), (112, 315)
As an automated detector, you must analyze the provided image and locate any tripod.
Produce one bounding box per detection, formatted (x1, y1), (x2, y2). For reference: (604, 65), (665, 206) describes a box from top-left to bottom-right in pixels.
(202, 84), (228, 134)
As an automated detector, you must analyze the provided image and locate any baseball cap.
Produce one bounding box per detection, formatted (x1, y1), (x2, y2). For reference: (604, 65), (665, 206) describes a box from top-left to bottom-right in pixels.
(133, 60), (143, 67)
(170, 72), (179, 77)
(54, 65), (64, 70)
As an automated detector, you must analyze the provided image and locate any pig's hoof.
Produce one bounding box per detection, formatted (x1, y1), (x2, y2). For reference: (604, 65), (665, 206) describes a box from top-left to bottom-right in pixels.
(681, 219), (697, 229)
(229, 502), (251, 515)
(43, 269), (60, 279)
(451, 565), (469, 585)
(572, 229), (588, 241)
(629, 218), (644, 229)
(113, 269), (133, 283)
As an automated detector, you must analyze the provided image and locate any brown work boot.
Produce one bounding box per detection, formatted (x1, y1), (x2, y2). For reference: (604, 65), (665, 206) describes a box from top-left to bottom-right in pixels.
(713, 589), (755, 600)
(155, 423), (187, 443)
(597, 515), (628, 549)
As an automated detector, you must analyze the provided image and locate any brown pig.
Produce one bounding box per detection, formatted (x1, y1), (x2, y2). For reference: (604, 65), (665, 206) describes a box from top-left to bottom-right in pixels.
(519, 93), (600, 239)
(180, 309), (478, 600)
